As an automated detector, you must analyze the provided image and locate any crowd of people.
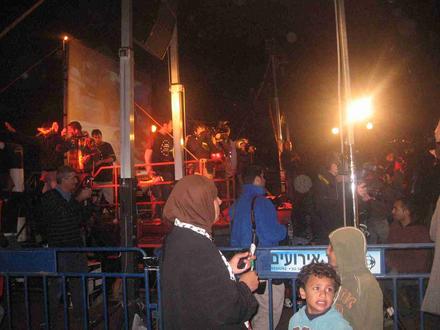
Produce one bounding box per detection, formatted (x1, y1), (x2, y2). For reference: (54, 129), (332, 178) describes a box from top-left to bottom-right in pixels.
(159, 120), (440, 329)
(0, 116), (439, 329)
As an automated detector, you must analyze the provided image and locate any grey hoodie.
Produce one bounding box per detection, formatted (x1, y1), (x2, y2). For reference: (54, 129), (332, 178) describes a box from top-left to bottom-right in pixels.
(329, 227), (383, 330)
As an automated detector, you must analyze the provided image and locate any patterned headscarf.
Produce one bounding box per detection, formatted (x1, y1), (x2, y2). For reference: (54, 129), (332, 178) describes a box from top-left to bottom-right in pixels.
(163, 175), (218, 233)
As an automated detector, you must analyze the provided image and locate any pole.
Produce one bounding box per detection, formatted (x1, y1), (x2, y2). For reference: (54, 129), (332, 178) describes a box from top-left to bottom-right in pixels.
(62, 38), (69, 131)
(333, 1), (347, 227)
(271, 52), (285, 193)
(169, 25), (185, 180)
(334, 0), (359, 226)
(119, 0), (136, 276)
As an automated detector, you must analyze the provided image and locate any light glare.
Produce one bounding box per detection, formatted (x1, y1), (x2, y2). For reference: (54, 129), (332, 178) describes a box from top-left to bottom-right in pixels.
(366, 122), (373, 130)
(331, 127), (340, 135)
(347, 97), (373, 123)
(151, 125), (157, 133)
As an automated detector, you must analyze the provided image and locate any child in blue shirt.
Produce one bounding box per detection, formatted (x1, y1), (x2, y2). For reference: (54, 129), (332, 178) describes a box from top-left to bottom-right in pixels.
(288, 262), (352, 330)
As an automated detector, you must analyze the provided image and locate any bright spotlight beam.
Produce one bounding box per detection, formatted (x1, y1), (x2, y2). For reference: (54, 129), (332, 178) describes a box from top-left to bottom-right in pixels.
(347, 97), (373, 123)
(332, 127), (340, 135)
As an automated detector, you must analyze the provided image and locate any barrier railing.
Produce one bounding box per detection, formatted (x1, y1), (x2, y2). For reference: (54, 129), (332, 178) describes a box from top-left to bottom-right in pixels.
(220, 243), (435, 330)
(0, 247), (159, 330)
(1, 243), (432, 329)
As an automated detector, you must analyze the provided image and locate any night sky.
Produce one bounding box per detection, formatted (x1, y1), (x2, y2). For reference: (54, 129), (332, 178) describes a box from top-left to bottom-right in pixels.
(1, 0), (440, 168)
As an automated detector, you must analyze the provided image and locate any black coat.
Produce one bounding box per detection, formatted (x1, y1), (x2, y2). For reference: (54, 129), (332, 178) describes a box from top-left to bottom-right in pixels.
(160, 226), (257, 329)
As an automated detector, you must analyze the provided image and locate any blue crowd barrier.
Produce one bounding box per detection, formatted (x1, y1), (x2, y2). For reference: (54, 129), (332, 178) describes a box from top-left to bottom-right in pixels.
(0, 243), (435, 330)
(0, 247), (159, 330)
(221, 243), (435, 330)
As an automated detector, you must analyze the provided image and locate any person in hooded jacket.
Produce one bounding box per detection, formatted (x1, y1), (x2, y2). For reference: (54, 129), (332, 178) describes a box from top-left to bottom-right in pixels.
(160, 175), (259, 330)
(327, 227), (383, 330)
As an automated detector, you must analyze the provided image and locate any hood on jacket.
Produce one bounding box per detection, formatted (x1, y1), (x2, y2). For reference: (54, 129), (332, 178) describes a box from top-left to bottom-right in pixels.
(241, 184), (266, 197)
(329, 226), (369, 274)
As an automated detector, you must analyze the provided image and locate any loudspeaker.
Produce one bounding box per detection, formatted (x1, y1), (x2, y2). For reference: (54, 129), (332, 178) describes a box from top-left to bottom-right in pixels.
(144, 0), (176, 60)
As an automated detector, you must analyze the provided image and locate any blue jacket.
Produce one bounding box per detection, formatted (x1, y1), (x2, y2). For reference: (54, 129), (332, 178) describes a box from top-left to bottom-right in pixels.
(230, 184), (286, 248)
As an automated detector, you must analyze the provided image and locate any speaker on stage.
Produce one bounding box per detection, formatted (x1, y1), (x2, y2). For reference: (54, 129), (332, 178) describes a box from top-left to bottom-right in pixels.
(143, 0), (177, 60)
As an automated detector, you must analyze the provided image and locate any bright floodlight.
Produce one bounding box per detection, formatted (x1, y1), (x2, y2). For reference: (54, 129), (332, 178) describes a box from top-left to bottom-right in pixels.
(63, 35), (69, 41)
(331, 127), (340, 135)
(151, 125), (157, 133)
(347, 97), (373, 123)
(366, 122), (373, 130)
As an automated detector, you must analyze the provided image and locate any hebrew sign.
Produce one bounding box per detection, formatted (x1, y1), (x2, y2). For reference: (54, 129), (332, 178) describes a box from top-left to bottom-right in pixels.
(255, 248), (383, 277)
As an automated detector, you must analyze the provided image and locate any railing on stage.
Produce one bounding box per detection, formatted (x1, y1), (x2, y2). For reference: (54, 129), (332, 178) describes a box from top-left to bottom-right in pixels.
(0, 243), (435, 330)
(91, 159), (236, 217)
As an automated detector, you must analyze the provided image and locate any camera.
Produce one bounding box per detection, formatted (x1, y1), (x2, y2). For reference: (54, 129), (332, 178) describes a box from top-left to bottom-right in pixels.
(82, 175), (94, 189)
(214, 121), (231, 142)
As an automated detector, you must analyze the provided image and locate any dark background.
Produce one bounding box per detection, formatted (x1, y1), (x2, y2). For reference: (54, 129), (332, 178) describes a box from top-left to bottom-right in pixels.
(1, 0), (440, 169)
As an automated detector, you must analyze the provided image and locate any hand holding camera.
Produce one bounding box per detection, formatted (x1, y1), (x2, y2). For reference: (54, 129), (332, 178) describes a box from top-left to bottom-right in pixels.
(76, 187), (92, 202)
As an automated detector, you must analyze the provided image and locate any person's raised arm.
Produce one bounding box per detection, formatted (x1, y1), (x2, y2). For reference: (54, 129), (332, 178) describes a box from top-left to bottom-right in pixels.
(144, 148), (153, 176)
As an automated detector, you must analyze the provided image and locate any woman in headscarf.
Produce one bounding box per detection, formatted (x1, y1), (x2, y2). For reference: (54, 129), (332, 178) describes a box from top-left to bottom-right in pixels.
(160, 175), (259, 329)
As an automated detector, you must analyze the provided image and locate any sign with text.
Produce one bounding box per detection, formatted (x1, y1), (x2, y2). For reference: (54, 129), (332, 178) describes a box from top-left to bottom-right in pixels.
(256, 248), (383, 277)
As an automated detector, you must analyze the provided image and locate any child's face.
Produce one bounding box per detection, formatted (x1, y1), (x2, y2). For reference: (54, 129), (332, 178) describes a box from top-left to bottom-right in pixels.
(299, 275), (336, 315)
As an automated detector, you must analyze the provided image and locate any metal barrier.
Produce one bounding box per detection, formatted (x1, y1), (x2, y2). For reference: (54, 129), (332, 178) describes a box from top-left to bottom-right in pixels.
(0, 247), (159, 330)
(221, 243), (435, 330)
(0, 243), (434, 329)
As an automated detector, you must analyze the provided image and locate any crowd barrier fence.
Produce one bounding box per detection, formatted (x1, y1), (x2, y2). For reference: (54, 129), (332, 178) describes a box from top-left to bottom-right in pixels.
(0, 247), (159, 330)
(0, 243), (435, 330)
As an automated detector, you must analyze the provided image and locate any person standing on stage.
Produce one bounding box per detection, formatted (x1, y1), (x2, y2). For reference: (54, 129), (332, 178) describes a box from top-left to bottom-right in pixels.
(144, 119), (174, 217)
(89, 129), (116, 204)
(4, 121), (67, 193)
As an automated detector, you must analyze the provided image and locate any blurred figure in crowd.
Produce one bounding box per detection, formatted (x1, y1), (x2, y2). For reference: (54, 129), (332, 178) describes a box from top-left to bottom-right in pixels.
(236, 138), (255, 187)
(214, 120), (237, 180)
(313, 154), (344, 244)
(357, 161), (404, 244)
(186, 121), (218, 177)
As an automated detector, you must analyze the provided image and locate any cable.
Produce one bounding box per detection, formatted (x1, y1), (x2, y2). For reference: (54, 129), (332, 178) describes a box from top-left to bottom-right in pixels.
(0, 46), (60, 94)
(0, 0), (45, 40)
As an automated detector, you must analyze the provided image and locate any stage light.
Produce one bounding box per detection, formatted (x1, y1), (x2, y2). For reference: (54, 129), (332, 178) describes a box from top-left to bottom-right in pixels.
(366, 122), (373, 130)
(347, 97), (373, 123)
(63, 35), (69, 41)
(331, 127), (340, 135)
(151, 125), (157, 133)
